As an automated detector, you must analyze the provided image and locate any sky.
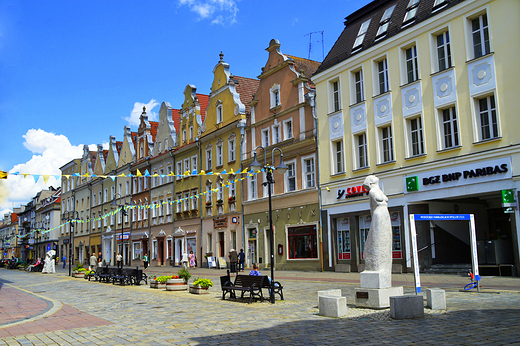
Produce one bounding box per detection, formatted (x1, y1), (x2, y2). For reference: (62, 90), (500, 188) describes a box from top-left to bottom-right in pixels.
(0, 0), (372, 217)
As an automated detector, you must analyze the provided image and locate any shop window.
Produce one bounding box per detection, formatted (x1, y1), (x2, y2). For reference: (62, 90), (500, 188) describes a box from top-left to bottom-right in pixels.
(288, 225), (318, 259)
(391, 212), (402, 258)
(337, 218), (351, 260)
(359, 215), (371, 259)
(133, 241), (141, 260)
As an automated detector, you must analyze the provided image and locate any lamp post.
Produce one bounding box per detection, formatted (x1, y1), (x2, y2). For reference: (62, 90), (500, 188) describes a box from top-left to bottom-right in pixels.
(249, 145), (288, 304)
(111, 193), (132, 270)
(61, 211), (78, 276)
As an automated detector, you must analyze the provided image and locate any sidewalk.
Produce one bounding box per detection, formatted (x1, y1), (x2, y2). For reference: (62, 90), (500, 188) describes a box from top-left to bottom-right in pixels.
(53, 263), (520, 291)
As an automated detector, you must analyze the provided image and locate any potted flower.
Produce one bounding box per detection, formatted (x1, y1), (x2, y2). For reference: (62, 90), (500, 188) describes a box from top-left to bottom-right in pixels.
(150, 275), (170, 289)
(166, 275), (187, 291)
(216, 199), (223, 205)
(228, 196), (236, 203)
(83, 269), (94, 279)
(74, 267), (87, 278)
(205, 201), (212, 207)
(177, 268), (192, 284)
(189, 277), (213, 294)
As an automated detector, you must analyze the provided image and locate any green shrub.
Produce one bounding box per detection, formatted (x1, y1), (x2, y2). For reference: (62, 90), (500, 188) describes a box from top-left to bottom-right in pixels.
(178, 268), (191, 282)
(192, 278), (213, 288)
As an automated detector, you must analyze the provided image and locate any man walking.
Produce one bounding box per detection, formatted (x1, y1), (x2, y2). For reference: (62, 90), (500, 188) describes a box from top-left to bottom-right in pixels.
(238, 249), (245, 272)
(90, 253), (97, 272)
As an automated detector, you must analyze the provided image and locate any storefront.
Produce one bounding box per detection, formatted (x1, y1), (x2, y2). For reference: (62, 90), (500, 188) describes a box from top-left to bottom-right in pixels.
(174, 220), (200, 266)
(201, 213), (242, 268)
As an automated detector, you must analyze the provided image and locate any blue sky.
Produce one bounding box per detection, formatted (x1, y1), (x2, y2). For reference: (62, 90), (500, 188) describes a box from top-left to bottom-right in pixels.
(0, 0), (371, 214)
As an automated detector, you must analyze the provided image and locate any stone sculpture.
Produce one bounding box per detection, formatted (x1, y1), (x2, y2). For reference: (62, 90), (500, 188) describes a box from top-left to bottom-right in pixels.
(42, 249), (56, 274)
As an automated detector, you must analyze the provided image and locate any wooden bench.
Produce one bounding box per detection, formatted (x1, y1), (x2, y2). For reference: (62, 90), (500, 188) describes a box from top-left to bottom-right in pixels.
(112, 268), (135, 286)
(98, 267), (118, 283)
(132, 268), (148, 285)
(221, 274), (284, 303)
(87, 267), (104, 281)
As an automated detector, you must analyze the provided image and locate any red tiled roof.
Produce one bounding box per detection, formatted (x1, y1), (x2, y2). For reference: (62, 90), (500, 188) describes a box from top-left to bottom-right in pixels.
(116, 141), (123, 155)
(231, 76), (259, 115)
(150, 121), (159, 142)
(171, 108), (181, 134)
(196, 93), (209, 123)
(285, 55), (321, 87)
(131, 132), (138, 151)
(103, 150), (109, 161)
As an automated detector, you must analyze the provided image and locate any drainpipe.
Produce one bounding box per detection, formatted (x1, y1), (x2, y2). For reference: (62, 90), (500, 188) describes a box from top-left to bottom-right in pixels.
(305, 91), (327, 271)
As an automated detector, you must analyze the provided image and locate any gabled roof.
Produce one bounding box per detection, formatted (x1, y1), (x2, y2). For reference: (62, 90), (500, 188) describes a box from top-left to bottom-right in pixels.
(150, 121), (159, 142)
(285, 54), (321, 87)
(230, 75), (259, 115)
(315, 0), (464, 75)
(172, 108), (181, 134)
(196, 93), (209, 123)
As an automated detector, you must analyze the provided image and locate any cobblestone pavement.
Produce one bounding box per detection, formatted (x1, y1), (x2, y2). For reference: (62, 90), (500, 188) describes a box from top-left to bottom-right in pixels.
(1, 267), (519, 345)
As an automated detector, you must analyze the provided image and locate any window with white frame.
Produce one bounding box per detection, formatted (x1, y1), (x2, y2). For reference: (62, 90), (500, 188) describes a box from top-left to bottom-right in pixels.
(152, 202), (157, 218)
(206, 183), (213, 204)
(98, 216), (101, 228)
(353, 69), (364, 104)
(439, 106), (460, 149)
(379, 125), (394, 163)
(153, 171), (158, 187)
(283, 119), (293, 140)
(476, 95), (499, 141)
(228, 138), (235, 162)
(217, 181), (223, 201)
(270, 85), (281, 108)
(285, 162), (296, 192)
(191, 156), (197, 174)
(191, 189), (198, 210)
(262, 172), (273, 198)
(158, 141), (162, 153)
(183, 129), (187, 143)
(229, 181), (236, 199)
(403, 0), (419, 23)
(408, 116), (425, 156)
(405, 45), (419, 83)
(216, 103), (223, 124)
(330, 79), (341, 113)
(160, 168), (165, 185)
(184, 192), (189, 211)
(176, 193), (182, 213)
(159, 199), (164, 217)
(471, 13), (490, 59)
(92, 213), (96, 229)
(144, 177), (148, 190)
(133, 242), (141, 260)
(206, 147), (212, 171)
(176, 161), (182, 180)
(353, 19), (371, 49)
(273, 125), (281, 144)
(436, 31), (452, 71)
(133, 178), (137, 194)
(262, 128), (270, 147)
(377, 58), (389, 94)
(184, 158), (190, 176)
(167, 198), (172, 215)
(104, 188), (108, 202)
(216, 143), (223, 167)
(93, 194), (97, 207)
(189, 126), (193, 140)
(125, 181), (130, 195)
(249, 174), (257, 200)
(143, 205), (148, 220)
(303, 156), (316, 188)
(333, 140), (345, 174)
(152, 240), (157, 260)
(167, 165), (172, 182)
(355, 133), (369, 169)
(376, 5), (396, 37)
(433, 0), (447, 8)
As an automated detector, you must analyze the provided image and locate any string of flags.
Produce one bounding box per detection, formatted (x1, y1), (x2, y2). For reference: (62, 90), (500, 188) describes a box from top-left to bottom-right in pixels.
(2, 167), (280, 245)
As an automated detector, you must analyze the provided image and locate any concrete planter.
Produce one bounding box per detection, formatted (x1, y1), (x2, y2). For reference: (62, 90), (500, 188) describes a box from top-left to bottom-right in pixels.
(74, 271), (85, 278)
(150, 279), (166, 289)
(166, 278), (188, 291)
(189, 284), (209, 295)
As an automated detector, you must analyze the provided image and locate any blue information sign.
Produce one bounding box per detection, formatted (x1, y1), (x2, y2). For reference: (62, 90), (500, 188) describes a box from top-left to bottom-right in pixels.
(414, 214), (471, 221)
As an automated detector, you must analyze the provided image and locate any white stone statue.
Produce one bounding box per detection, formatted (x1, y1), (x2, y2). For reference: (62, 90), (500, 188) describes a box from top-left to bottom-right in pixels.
(361, 175), (392, 288)
(42, 249), (56, 274)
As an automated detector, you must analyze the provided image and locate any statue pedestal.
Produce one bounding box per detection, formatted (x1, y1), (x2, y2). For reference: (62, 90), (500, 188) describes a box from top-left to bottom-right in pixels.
(355, 286), (403, 309)
(360, 271), (391, 289)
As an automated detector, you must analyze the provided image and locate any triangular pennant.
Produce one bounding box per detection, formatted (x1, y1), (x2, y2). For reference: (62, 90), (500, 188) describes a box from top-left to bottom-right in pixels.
(136, 169), (142, 177)
(110, 176), (116, 181)
(144, 169), (150, 176)
(42, 175), (50, 184)
(33, 175), (40, 183)
(22, 173), (30, 178)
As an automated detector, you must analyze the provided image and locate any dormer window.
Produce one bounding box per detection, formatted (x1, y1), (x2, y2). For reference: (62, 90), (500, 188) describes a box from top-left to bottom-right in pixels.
(270, 84), (281, 109)
(353, 19), (371, 49)
(376, 5), (396, 37)
(403, 0), (420, 24)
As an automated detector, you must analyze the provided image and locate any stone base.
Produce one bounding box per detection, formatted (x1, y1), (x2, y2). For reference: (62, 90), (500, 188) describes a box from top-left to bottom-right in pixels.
(317, 289), (342, 308)
(390, 295), (424, 319)
(334, 264), (351, 273)
(360, 271), (391, 289)
(355, 286), (403, 309)
(319, 296), (347, 318)
(426, 288), (446, 310)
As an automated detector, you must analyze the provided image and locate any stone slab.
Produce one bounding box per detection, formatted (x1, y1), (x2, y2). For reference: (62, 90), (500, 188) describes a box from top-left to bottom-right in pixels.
(426, 288), (446, 310)
(355, 286), (403, 309)
(360, 271), (391, 289)
(335, 264), (351, 273)
(317, 289), (342, 308)
(318, 296), (347, 318)
(390, 295), (424, 319)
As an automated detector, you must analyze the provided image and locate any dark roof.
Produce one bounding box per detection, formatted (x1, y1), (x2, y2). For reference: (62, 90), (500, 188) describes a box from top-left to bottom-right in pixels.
(315, 0), (465, 75)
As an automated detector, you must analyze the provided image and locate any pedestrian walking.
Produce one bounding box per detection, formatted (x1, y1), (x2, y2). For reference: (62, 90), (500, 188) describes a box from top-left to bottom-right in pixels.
(188, 250), (196, 269)
(116, 253), (123, 269)
(228, 249), (238, 274)
(90, 253), (97, 271)
(238, 249), (245, 272)
(143, 253), (149, 270)
(62, 255), (66, 269)
(182, 251), (188, 269)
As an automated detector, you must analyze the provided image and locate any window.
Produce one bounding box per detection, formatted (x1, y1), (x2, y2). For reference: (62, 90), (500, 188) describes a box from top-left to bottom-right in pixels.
(356, 133), (369, 168)
(184, 192), (189, 212)
(191, 190), (198, 210)
(153, 171), (158, 187)
(229, 181), (236, 198)
(184, 159), (190, 176)
(409, 117), (425, 156)
(405, 46), (419, 83)
(206, 148), (212, 171)
(441, 106), (459, 149)
(167, 198), (172, 214)
(270, 85), (281, 108)
(93, 194), (96, 207)
(133, 242), (141, 260)
(283, 119), (293, 140)
(104, 188), (108, 202)
(288, 225), (318, 259)
(303, 156), (316, 188)
(176, 161), (182, 180)
(183, 129), (186, 143)
(380, 125), (394, 163)
(354, 70), (364, 103)
(436, 31), (452, 71)
(262, 172), (273, 198)
(403, 0), (419, 23)
(217, 104), (223, 124)
(359, 215), (371, 258)
(176, 194), (182, 213)
(159, 199), (164, 217)
(376, 5), (396, 37)
(353, 19), (371, 48)
(249, 174), (257, 200)
(433, 0), (447, 8)
(159, 168), (164, 185)
(331, 80), (341, 113)
(333, 140), (344, 174)
(228, 139), (235, 162)
(262, 128), (270, 147)
(167, 165), (172, 182)
(189, 126), (193, 140)
(125, 181), (130, 195)
(285, 162), (296, 192)
(472, 13), (490, 59)
(208, 234), (213, 253)
(273, 125), (281, 144)
(216, 143), (223, 167)
(217, 181), (223, 201)
(378, 59), (389, 94)
(477, 95), (499, 140)
(206, 183), (212, 204)
(337, 218), (350, 260)
(152, 240), (157, 260)
(191, 156), (197, 174)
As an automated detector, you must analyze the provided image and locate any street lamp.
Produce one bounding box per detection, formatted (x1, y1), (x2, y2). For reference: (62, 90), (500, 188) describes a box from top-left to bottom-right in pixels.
(249, 145), (287, 304)
(111, 193), (133, 270)
(61, 211), (78, 276)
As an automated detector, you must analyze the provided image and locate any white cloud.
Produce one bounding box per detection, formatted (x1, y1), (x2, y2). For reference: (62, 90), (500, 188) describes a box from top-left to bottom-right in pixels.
(1, 129), (105, 212)
(179, 0), (239, 26)
(124, 99), (159, 127)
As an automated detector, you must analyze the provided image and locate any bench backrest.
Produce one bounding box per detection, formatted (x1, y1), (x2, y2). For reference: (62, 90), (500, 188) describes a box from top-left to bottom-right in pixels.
(234, 275), (267, 288)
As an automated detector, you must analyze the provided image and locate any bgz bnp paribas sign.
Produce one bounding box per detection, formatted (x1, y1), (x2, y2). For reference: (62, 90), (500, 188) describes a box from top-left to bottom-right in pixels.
(405, 158), (511, 193)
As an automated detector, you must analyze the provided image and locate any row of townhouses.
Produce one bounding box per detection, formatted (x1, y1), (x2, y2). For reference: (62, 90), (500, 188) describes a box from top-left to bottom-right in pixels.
(3, 0), (519, 276)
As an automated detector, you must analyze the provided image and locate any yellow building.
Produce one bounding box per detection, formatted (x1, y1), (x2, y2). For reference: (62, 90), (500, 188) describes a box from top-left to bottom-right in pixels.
(313, 0), (520, 275)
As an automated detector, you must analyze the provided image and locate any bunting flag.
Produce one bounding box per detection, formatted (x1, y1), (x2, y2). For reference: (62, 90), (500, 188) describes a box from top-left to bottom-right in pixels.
(0, 171), (7, 179)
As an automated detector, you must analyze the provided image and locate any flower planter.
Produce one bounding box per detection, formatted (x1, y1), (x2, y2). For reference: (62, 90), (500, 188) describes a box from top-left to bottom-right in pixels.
(149, 279), (166, 289)
(74, 272), (85, 278)
(166, 278), (188, 291)
(189, 284), (209, 295)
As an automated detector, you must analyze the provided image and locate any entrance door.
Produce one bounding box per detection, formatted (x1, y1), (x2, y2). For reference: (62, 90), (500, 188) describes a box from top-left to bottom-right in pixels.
(176, 239), (183, 264)
(158, 240), (164, 265)
(247, 239), (257, 267)
(123, 243), (129, 265)
(218, 232), (224, 257)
